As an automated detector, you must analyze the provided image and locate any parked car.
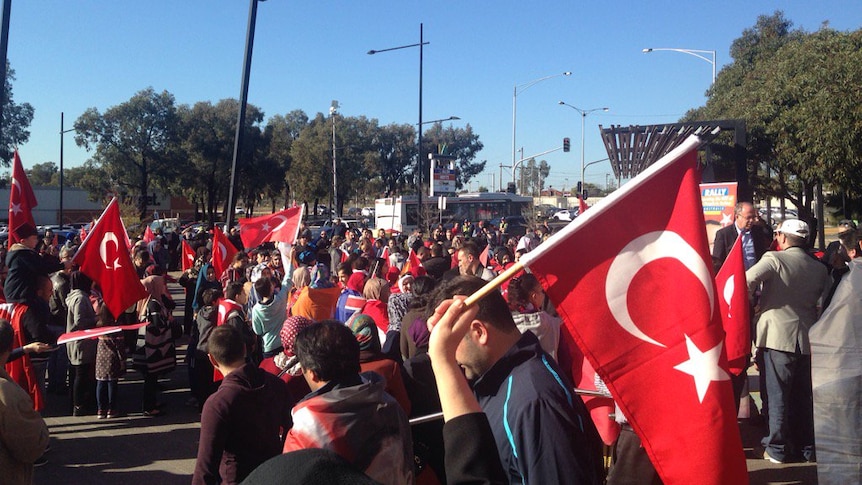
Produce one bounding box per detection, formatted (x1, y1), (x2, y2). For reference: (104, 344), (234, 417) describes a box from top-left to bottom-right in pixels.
(551, 209), (577, 222)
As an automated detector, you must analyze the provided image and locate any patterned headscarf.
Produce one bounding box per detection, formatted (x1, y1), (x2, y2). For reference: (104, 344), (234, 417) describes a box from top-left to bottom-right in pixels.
(250, 263), (270, 283)
(280, 316), (315, 357)
(309, 263), (334, 289)
(347, 313), (381, 353)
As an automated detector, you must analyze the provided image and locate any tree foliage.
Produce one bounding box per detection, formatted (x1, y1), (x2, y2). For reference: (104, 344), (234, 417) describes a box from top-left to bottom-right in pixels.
(74, 87), (182, 220)
(0, 62), (34, 166)
(422, 123), (486, 190)
(685, 11), (862, 220)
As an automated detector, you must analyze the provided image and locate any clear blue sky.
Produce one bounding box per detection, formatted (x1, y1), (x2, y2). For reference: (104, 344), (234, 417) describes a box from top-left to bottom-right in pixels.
(7, 1), (861, 195)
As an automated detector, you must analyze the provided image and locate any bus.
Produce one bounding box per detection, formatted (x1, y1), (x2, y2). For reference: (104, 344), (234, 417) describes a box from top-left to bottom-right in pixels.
(375, 192), (533, 233)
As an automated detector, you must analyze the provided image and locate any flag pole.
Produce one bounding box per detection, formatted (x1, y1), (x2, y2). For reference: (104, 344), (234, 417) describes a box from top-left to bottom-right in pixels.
(463, 261), (524, 309)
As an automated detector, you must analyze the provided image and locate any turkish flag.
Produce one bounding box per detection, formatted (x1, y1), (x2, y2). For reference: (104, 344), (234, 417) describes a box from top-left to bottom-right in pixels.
(8, 150), (38, 248)
(715, 235), (751, 375)
(478, 244), (490, 267)
(72, 198), (148, 320)
(0, 303), (44, 411)
(211, 226), (237, 279)
(521, 137), (748, 485)
(579, 194), (589, 214)
(143, 226), (156, 243)
(238, 206), (303, 248)
(213, 298), (244, 382)
(401, 248), (422, 276)
(181, 239), (196, 272)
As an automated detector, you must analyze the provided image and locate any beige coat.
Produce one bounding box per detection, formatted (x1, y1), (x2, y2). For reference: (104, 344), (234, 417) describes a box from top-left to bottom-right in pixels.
(0, 367), (49, 485)
(746, 247), (831, 354)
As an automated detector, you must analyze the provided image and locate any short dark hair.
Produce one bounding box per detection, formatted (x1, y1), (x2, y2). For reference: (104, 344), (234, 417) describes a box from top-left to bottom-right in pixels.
(294, 320), (359, 382)
(0, 318), (12, 354)
(225, 282), (245, 301)
(208, 325), (246, 366)
(507, 273), (541, 307)
(336, 262), (353, 276)
(352, 256), (369, 272)
(428, 275), (517, 333)
(201, 288), (221, 307)
(254, 277), (273, 299)
(459, 241), (481, 259)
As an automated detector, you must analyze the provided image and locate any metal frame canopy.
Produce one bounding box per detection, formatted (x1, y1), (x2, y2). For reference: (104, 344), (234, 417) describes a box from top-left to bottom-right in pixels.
(599, 119), (748, 199)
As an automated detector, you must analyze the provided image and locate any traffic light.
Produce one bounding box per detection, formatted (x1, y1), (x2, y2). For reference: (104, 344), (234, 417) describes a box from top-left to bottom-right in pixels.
(506, 182), (517, 194)
(582, 189), (589, 200)
(563, 137), (570, 152)
(576, 181), (582, 194)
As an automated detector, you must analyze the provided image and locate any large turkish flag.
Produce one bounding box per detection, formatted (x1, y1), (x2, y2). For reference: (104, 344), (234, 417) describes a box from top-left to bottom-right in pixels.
(521, 136), (748, 485)
(8, 150), (38, 248)
(715, 235), (751, 375)
(181, 239), (196, 272)
(211, 226), (237, 279)
(238, 206), (303, 249)
(72, 198), (148, 320)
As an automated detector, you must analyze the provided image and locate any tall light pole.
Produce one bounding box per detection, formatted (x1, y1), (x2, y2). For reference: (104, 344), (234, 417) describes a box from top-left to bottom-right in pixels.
(512, 71), (572, 192)
(330, 100), (339, 217)
(558, 101), (608, 197)
(642, 47), (716, 84)
(369, 23), (429, 232)
(59, 112), (75, 226)
(227, 0), (266, 231)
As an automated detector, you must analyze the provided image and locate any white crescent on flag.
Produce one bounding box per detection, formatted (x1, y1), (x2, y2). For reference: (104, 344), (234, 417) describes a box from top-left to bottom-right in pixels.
(605, 230), (715, 348)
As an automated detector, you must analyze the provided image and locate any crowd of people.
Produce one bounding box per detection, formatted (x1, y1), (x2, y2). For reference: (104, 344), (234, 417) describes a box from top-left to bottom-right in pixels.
(0, 202), (853, 484)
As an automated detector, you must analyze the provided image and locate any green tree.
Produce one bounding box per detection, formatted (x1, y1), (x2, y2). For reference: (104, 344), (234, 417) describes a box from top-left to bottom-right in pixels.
(685, 11), (862, 221)
(367, 122), (415, 197)
(517, 158), (550, 196)
(422, 123), (486, 190)
(27, 162), (58, 186)
(74, 88), (182, 220)
(265, 110), (308, 207)
(0, 62), (34, 166)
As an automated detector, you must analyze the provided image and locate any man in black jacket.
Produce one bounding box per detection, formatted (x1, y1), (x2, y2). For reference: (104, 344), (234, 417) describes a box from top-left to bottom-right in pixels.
(430, 276), (603, 484)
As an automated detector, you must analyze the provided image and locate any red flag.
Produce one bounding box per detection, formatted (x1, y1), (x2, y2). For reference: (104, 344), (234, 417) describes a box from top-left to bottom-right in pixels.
(0, 303), (44, 411)
(213, 298), (244, 382)
(238, 206), (303, 248)
(579, 195), (589, 214)
(211, 226), (238, 279)
(714, 235), (751, 375)
(72, 198), (148, 320)
(56, 323), (146, 345)
(8, 150), (38, 248)
(401, 248), (423, 276)
(521, 137), (747, 485)
(340, 248), (349, 264)
(143, 226), (156, 243)
(478, 244), (490, 267)
(181, 239), (196, 272)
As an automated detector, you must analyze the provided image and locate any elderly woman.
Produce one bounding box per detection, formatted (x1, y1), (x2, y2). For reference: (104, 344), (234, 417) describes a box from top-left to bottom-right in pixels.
(347, 314), (411, 415)
(259, 315), (314, 404)
(358, 277), (390, 346)
(133, 275), (177, 417)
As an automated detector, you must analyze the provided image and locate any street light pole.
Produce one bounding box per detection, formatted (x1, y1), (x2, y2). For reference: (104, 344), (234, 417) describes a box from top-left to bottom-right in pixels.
(558, 102), (608, 197)
(368, 23), (429, 232)
(330, 101), (338, 217)
(642, 47), (716, 84)
(512, 71), (571, 192)
(227, 0), (266, 231)
(59, 112), (75, 226)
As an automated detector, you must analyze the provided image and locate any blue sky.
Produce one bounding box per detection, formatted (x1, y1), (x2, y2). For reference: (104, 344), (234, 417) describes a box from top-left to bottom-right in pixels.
(7, 1), (861, 195)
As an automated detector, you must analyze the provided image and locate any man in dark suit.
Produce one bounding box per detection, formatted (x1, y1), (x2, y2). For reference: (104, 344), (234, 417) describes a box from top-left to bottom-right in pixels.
(712, 202), (770, 272)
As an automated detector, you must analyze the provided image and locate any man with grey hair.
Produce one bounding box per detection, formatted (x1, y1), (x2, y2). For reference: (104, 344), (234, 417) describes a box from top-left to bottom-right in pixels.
(746, 219), (831, 464)
(713, 201), (770, 272)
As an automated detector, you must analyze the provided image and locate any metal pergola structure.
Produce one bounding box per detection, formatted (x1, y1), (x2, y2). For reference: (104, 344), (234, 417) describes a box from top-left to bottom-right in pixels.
(599, 119), (748, 199)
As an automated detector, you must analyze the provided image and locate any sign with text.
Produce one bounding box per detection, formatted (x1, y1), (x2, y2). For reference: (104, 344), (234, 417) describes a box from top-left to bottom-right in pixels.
(701, 182), (737, 251)
(429, 154), (457, 197)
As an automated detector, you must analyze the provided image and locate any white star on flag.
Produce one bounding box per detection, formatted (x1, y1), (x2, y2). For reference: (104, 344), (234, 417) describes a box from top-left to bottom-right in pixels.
(720, 212), (732, 225)
(261, 222), (271, 232)
(673, 335), (730, 403)
(10, 203), (21, 215)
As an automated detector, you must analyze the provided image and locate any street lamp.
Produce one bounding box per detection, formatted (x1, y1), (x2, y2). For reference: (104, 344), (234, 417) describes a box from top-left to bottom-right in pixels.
(227, 0), (267, 231)
(59, 112), (75, 226)
(369, 23), (429, 232)
(330, 100), (339, 217)
(421, 116), (459, 125)
(642, 47), (716, 84)
(558, 101), (608, 197)
(512, 71), (572, 192)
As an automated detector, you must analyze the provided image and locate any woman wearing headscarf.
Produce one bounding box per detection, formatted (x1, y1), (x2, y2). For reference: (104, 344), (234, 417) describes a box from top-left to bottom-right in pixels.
(290, 263), (341, 321)
(358, 277), (390, 346)
(259, 315), (314, 404)
(133, 275), (177, 417)
(347, 313), (411, 415)
(399, 276), (437, 361)
(335, 271), (366, 323)
(66, 271), (98, 416)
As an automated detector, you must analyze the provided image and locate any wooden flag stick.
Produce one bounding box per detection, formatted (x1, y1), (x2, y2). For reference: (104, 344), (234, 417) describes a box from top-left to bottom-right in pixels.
(463, 261), (525, 309)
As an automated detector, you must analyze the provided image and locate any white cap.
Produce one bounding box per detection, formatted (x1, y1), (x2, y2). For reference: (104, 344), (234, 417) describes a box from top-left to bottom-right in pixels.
(776, 219), (809, 238)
